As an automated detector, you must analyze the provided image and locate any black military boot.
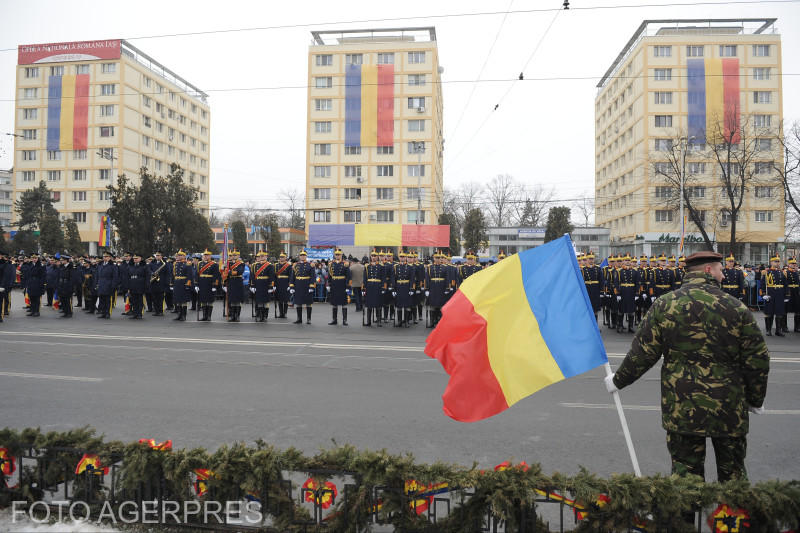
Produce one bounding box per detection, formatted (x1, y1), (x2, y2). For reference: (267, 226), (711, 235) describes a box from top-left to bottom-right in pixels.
(627, 314), (634, 333)
(776, 316), (785, 336)
(328, 308), (338, 325)
(306, 307), (312, 324)
(365, 308), (371, 326)
(765, 317), (772, 336)
(794, 315), (800, 332)
(207, 306), (213, 322)
(376, 308), (383, 327)
(174, 306), (183, 320)
(342, 308), (348, 326)
(294, 307), (303, 324)
(264, 307), (269, 321)
(781, 315), (789, 333)
(616, 314), (624, 334)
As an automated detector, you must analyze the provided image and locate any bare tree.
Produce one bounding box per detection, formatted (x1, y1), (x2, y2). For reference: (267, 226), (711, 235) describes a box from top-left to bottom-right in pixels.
(454, 182), (484, 224)
(486, 174), (521, 227)
(278, 188), (305, 230)
(572, 194), (595, 227)
(513, 185), (553, 227)
(774, 121), (800, 218)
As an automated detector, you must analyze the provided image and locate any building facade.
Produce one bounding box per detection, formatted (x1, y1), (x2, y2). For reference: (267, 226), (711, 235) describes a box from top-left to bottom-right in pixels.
(305, 28), (443, 236)
(488, 226), (611, 259)
(0, 169), (12, 231)
(595, 19), (783, 263)
(212, 226), (305, 258)
(13, 39), (210, 252)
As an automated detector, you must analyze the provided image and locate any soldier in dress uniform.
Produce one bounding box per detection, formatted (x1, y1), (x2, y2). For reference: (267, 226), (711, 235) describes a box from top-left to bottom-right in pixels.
(785, 257), (800, 332)
(614, 254), (641, 333)
(760, 254), (788, 336)
(380, 251), (395, 324)
(459, 251), (482, 282)
(250, 250), (276, 322)
(582, 252), (603, 321)
(392, 252), (416, 327)
(56, 255), (80, 318)
(23, 253), (45, 317)
(171, 250), (193, 322)
(363, 251), (385, 327)
(634, 256), (648, 324)
(721, 254), (745, 302)
(118, 252), (132, 316)
(194, 249), (221, 322)
(223, 249), (246, 322)
(148, 252), (170, 316)
(95, 251), (118, 319)
(326, 249), (351, 326)
(601, 255), (613, 327)
(127, 253), (149, 319)
(82, 258), (97, 314)
(651, 254), (675, 302)
(426, 251), (450, 327)
(412, 251), (426, 324)
(290, 250), (316, 324)
(0, 250), (14, 322)
(274, 252), (292, 318)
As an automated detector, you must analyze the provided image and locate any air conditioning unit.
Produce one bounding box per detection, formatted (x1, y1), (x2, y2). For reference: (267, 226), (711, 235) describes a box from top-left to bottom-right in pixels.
(417, 106), (425, 113)
(356, 177), (364, 183)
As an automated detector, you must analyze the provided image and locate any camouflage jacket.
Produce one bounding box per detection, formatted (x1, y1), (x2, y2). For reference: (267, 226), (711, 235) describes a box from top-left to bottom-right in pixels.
(613, 271), (769, 437)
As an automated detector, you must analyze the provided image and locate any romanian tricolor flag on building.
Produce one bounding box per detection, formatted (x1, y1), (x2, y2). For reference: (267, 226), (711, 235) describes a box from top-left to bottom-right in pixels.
(425, 235), (608, 422)
(47, 74), (90, 151)
(345, 64), (394, 147)
(99, 215), (111, 248)
(688, 58), (740, 143)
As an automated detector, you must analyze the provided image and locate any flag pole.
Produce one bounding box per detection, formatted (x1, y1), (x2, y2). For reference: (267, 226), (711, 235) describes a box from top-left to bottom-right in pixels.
(604, 362), (642, 477)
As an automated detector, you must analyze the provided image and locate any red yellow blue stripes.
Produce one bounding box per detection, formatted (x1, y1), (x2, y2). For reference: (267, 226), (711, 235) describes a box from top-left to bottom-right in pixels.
(99, 215), (111, 247)
(687, 58), (740, 144)
(345, 64), (394, 147)
(47, 74), (89, 151)
(425, 235), (607, 422)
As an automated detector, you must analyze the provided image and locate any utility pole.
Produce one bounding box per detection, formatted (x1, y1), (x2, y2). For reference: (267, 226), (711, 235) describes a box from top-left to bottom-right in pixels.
(412, 141), (425, 225)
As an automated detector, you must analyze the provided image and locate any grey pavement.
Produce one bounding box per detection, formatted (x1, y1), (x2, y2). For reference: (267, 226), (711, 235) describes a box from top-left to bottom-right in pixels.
(0, 299), (798, 482)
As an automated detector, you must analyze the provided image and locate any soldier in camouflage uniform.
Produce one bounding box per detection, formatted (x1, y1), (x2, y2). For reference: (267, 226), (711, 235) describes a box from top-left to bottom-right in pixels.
(605, 251), (769, 482)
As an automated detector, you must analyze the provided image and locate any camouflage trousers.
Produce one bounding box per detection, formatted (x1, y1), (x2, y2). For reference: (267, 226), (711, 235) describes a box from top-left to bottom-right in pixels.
(666, 432), (748, 482)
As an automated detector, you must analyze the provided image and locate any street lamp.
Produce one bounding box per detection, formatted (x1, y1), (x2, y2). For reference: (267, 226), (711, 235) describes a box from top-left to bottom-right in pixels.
(96, 148), (117, 182)
(412, 141), (425, 225)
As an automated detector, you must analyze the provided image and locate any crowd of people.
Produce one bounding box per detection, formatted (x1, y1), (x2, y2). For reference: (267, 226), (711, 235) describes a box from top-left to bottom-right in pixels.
(0, 248), (502, 327)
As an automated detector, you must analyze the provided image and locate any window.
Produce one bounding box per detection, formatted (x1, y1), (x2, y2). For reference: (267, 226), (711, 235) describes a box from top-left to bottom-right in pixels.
(314, 121), (331, 133)
(688, 162), (706, 174)
(313, 188), (331, 200)
(754, 211), (773, 222)
(755, 138), (772, 151)
(377, 165), (394, 177)
(22, 129), (37, 140)
(344, 146), (361, 155)
(101, 62), (116, 73)
(719, 45), (737, 57)
(753, 44), (770, 57)
(50, 66), (64, 76)
(142, 155), (151, 167)
(720, 186), (740, 199)
(25, 67), (39, 78)
(313, 210), (331, 222)
(142, 135), (151, 147)
(47, 170), (61, 181)
(408, 97), (425, 109)
(654, 186), (673, 198)
(377, 146), (394, 155)
(22, 150), (36, 161)
(655, 210), (673, 222)
(344, 210), (361, 222)
(23, 108), (37, 120)
(72, 170), (87, 181)
(142, 95), (151, 108)
(654, 68), (672, 81)
(654, 92), (672, 104)
(755, 186), (773, 198)
(654, 162), (672, 174)
(686, 45), (704, 57)
(408, 165), (425, 177)
(406, 187), (424, 200)
(753, 91), (771, 104)
(654, 115), (672, 127)
(51, 191), (61, 202)
(376, 210), (394, 222)
(21, 171), (35, 181)
(100, 126), (115, 137)
(23, 88), (38, 99)
(408, 142), (426, 154)
(653, 46), (672, 57)
(377, 53), (394, 64)
(75, 64), (89, 74)
(408, 119), (425, 132)
(344, 165), (362, 177)
(408, 74), (426, 86)
(315, 98), (332, 111)
(688, 186), (705, 198)
(754, 161), (773, 174)
(47, 150), (62, 161)
(688, 141), (706, 152)
(376, 188), (393, 200)
(313, 143), (331, 155)
(313, 166), (331, 178)
(98, 191), (111, 201)
(654, 139), (673, 151)
(72, 191), (87, 201)
(72, 212), (87, 223)
(408, 51), (426, 64)
(99, 169), (112, 180)
(722, 163), (741, 176)
(100, 84), (116, 95)
(345, 53), (363, 65)
(315, 54), (332, 66)
(315, 77), (332, 88)
(753, 67), (770, 80)
(407, 210), (425, 223)
(100, 105), (115, 117)
(344, 188), (362, 200)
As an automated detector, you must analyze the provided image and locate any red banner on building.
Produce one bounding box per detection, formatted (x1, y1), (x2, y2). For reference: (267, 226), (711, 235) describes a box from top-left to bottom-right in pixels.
(18, 39), (121, 65)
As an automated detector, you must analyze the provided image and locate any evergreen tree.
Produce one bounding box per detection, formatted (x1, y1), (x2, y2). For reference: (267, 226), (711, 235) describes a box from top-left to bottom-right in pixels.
(544, 206), (574, 243)
(231, 220), (250, 260)
(462, 208), (488, 255)
(518, 199), (536, 226)
(63, 218), (87, 256)
(262, 213), (282, 259)
(11, 230), (37, 255)
(38, 215), (65, 254)
(438, 212), (460, 255)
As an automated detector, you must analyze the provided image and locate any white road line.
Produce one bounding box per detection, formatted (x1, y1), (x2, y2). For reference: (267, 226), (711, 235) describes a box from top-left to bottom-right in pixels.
(0, 371), (102, 382)
(560, 402), (800, 414)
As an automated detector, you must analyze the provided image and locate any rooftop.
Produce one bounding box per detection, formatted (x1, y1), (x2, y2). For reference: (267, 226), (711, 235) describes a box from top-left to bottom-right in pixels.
(311, 27), (436, 46)
(121, 40), (208, 103)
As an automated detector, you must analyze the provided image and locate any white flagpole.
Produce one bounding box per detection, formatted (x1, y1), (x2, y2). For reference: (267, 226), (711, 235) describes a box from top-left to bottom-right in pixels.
(604, 362), (642, 477)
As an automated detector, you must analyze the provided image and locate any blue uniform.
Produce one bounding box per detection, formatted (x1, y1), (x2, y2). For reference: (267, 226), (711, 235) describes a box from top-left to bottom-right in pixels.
(290, 261), (315, 306)
(327, 260), (350, 307)
(94, 260), (118, 318)
(225, 260), (246, 305)
(172, 261), (193, 305)
(251, 260), (276, 305)
(127, 262), (150, 318)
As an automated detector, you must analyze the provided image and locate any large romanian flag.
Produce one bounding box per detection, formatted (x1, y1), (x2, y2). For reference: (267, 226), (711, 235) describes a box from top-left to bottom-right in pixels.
(425, 235), (608, 422)
(345, 64), (394, 147)
(47, 74), (90, 151)
(687, 58), (740, 144)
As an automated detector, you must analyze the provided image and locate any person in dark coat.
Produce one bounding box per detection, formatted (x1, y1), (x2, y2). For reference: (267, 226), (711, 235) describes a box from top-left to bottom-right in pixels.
(127, 253), (150, 319)
(82, 258), (98, 314)
(25, 253), (46, 317)
(171, 250), (193, 321)
(274, 252), (292, 318)
(194, 249), (221, 322)
(412, 251), (425, 324)
(45, 257), (59, 307)
(614, 255), (641, 334)
(760, 254), (788, 336)
(582, 252), (603, 321)
(0, 250), (15, 322)
(326, 249), (351, 326)
(95, 251), (119, 319)
(425, 252), (449, 327)
(392, 252), (416, 328)
(148, 251), (171, 316)
(58, 256), (81, 318)
(290, 250), (316, 324)
(363, 251), (385, 326)
(223, 249), (246, 322)
(250, 250), (276, 322)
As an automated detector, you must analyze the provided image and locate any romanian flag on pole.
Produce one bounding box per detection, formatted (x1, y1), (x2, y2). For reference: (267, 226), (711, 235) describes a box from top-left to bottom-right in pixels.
(425, 235), (608, 422)
(99, 215), (111, 248)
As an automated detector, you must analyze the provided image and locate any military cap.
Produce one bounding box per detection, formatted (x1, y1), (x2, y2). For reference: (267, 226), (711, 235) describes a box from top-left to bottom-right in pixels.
(658, 254), (667, 261)
(334, 248), (343, 255)
(668, 255), (676, 262)
(230, 249), (240, 255)
(279, 251), (287, 258)
(726, 254), (735, 262)
(789, 257), (797, 264)
(684, 251), (723, 268)
(770, 254), (780, 262)
(679, 256), (686, 262)
(60, 253), (71, 260)
(176, 249), (187, 257)
(585, 252), (595, 259)
(256, 250), (267, 257)
(299, 250), (307, 256)
(202, 249), (212, 255)
(370, 250), (378, 256)
(132, 252), (142, 258)
(623, 254), (632, 261)
(650, 255), (658, 261)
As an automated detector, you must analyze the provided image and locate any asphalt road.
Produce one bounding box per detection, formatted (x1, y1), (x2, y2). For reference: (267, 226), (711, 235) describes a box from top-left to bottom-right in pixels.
(0, 299), (798, 482)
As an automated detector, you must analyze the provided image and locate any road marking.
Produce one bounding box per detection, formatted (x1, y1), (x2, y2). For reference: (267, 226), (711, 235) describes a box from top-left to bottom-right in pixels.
(0, 371), (102, 382)
(561, 402), (800, 414)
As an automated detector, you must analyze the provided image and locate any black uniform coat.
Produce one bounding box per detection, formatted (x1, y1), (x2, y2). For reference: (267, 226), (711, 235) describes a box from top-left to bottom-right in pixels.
(274, 260), (292, 303)
(290, 261), (316, 306)
(148, 260), (171, 292)
(582, 264), (603, 312)
(57, 263), (81, 297)
(392, 263), (415, 308)
(762, 267), (788, 316)
(172, 261), (194, 304)
(127, 262), (150, 294)
(364, 263), (385, 309)
(95, 261), (118, 296)
(327, 260), (351, 306)
(251, 260), (276, 305)
(615, 267), (640, 314)
(225, 260), (246, 305)
(195, 260), (221, 304)
(426, 264), (449, 308)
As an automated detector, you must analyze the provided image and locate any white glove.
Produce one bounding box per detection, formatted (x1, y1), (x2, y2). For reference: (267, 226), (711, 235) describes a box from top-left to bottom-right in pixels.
(409, 291), (414, 296)
(269, 288), (275, 293)
(425, 291), (430, 297)
(415, 290), (421, 295)
(0, 287), (5, 292)
(616, 296), (622, 302)
(326, 285), (330, 290)
(212, 287), (216, 292)
(346, 289), (351, 295)
(763, 295), (771, 301)
(194, 286), (199, 293)
(250, 287), (256, 294)
(170, 287), (174, 291)
(604, 373), (619, 394)
(289, 288), (295, 294)
(392, 291), (397, 297)
(222, 287), (227, 293)
(381, 290), (385, 294)
(309, 287), (314, 293)
(748, 404), (765, 415)
(634, 295), (639, 301)
(650, 296), (656, 302)
(784, 298), (790, 303)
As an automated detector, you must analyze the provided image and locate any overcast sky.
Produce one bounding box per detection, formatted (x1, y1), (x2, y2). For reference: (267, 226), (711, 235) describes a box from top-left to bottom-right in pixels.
(1, 0), (798, 215)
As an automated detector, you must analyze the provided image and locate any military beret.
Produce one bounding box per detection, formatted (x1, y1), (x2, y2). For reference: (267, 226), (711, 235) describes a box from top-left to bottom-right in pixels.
(684, 251), (723, 268)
